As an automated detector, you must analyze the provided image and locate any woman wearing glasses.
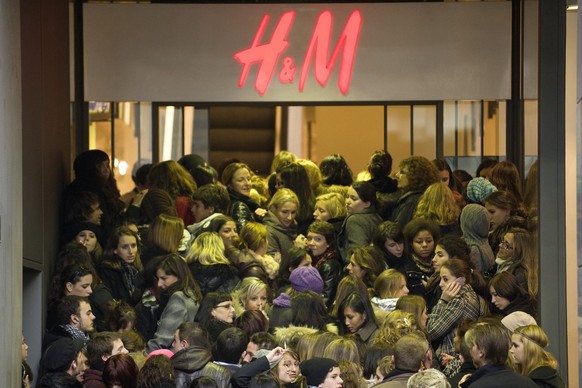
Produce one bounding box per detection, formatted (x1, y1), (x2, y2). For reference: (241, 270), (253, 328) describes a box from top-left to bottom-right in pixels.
(494, 228), (538, 299)
(195, 292), (236, 340)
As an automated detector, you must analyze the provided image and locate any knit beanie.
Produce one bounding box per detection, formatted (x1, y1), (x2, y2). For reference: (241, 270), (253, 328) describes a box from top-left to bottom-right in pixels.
(62, 222), (103, 245)
(466, 177), (497, 204)
(290, 266), (324, 294)
(300, 358), (338, 386)
(43, 337), (85, 372)
(501, 311), (537, 332)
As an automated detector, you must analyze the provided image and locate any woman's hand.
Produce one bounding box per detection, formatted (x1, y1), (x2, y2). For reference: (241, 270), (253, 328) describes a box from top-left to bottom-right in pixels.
(440, 352), (454, 366)
(266, 346), (286, 363)
(294, 234), (308, 249)
(254, 208), (267, 218)
(440, 280), (462, 302)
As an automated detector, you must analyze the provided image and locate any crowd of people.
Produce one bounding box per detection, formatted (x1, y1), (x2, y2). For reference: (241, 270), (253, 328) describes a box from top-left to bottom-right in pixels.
(26, 148), (563, 388)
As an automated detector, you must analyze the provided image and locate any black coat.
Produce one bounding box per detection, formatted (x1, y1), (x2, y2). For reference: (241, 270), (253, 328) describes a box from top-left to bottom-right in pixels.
(97, 262), (144, 307)
(189, 261), (240, 296)
(460, 364), (538, 388)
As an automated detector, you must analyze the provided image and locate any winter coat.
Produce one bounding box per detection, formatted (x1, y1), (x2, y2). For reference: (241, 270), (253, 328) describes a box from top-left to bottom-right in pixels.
(312, 248), (343, 308)
(172, 345), (232, 388)
(97, 261), (144, 307)
(264, 212), (298, 258)
(146, 290), (200, 353)
(528, 366), (565, 388)
(460, 364), (538, 387)
(228, 189), (262, 232)
(189, 261), (240, 296)
(83, 368), (107, 388)
(390, 190), (423, 230)
(338, 207), (382, 262)
(461, 204), (496, 274)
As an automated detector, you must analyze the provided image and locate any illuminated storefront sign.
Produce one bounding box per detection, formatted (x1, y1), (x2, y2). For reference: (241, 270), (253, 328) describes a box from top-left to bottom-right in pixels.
(84, 3), (515, 102)
(234, 10), (362, 96)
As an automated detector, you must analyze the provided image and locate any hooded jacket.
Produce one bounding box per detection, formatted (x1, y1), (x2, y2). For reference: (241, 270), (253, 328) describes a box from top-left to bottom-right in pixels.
(172, 345), (231, 388)
(461, 204), (496, 274)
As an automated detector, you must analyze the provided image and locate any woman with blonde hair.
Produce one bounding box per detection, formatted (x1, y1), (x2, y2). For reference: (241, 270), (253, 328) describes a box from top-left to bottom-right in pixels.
(231, 276), (271, 317)
(511, 325), (565, 387)
(222, 162), (267, 231)
(346, 246), (385, 289)
(414, 183), (461, 238)
(186, 232), (240, 295)
(236, 222), (280, 280)
(395, 295), (428, 331)
(264, 188), (305, 260)
(371, 269), (409, 313)
(149, 160), (197, 225)
(323, 337), (362, 365)
(313, 192), (347, 234)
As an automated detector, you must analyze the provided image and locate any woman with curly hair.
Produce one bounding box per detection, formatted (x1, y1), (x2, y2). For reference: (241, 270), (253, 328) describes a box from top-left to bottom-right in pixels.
(414, 183), (461, 238)
(510, 325), (565, 387)
(346, 246), (385, 289)
(149, 160), (197, 226)
(402, 218), (440, 297)
(391, 156), (440, 229)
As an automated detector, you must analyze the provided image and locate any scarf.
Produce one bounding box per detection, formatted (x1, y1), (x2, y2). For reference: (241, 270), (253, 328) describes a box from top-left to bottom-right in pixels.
(314, 248), (337, 270)
(121, 261), (139, 293)
(411, 253), (433, 275)
(61, 324), (90, 345)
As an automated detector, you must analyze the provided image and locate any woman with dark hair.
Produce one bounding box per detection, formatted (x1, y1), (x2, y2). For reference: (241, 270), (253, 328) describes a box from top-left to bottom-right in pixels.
(105, 300), (137, 333)
(484, 191), (528, 256)
(234, 310), (269, 337)
(290, 291), (329, 331)
(136, 354), (175, 388)
(307, 220), (343, 308)
(338, 181), (382, 262)
(98, 226), (145, 307)
(475, 158), (498, 180)
(427, 259), (488, 361)
(146, 253), (202, 353)
(488, 272), (536, 317)
(195, 291), (235, 340)
(432, 158), (463, 204)
(319, 154), (354, 187)
(366, 150), (397, 194)
(402, 218), (441, 296)
(373, 221), (411, 273)
(489, 160), (524, 204)
(276, 162), (316, 234)
(337, 292), (379, 346)
(148, 160), (198, 226)
(64, 150), (125, 242)
(103, 353), (139, 388)
(391, 156), (440, 229)
(222, 163), (267, 231)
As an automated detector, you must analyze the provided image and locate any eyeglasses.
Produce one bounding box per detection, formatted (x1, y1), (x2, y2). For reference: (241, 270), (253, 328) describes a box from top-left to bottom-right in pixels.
(500, 241), (514, 250)
(215, 303), (233, 309)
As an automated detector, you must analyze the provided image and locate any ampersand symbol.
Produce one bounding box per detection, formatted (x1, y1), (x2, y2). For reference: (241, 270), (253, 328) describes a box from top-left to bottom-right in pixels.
(279, 56), (296, 84)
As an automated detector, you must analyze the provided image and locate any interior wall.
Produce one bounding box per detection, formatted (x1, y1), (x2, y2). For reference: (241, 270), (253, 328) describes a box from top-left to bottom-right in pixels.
(0, 0), (23, 385)
(20, 0), (71, 377)
(311, 106), (385, 175)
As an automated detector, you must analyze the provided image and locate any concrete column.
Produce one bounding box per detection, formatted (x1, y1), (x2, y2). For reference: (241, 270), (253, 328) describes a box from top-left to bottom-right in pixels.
(0, 0), (23, 386)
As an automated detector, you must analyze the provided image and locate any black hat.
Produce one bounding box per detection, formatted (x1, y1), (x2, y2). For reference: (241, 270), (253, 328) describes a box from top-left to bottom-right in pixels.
(300, 358), (338, 387)
(62, 222), (103, 245)
(43, 337), (85, 372)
